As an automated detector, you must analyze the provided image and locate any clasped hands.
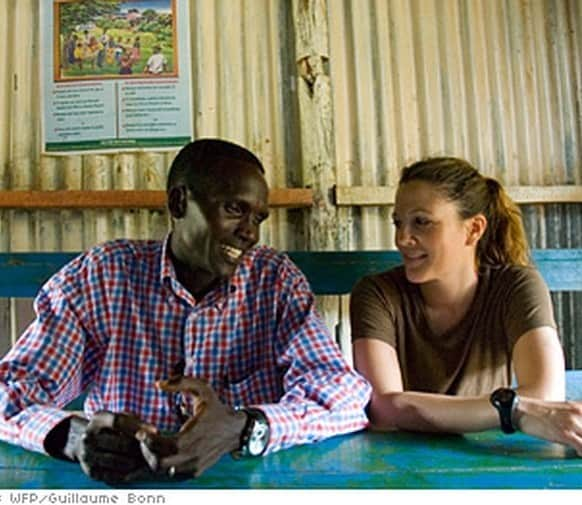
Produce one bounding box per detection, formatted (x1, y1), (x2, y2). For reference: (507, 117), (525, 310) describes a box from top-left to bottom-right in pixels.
(73, 376), (248, 484)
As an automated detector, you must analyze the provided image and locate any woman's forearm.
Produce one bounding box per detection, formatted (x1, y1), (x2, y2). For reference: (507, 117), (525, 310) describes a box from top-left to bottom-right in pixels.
(369, 390), (500, 433)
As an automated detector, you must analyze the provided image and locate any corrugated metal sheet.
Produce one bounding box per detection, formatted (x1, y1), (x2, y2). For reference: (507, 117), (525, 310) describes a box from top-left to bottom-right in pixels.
(327, 0), (581, 365)
(329, 0), (581, 248)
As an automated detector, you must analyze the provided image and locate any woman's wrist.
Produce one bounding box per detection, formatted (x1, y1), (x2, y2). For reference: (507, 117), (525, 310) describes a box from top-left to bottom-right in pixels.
(513, 396), (545, 432)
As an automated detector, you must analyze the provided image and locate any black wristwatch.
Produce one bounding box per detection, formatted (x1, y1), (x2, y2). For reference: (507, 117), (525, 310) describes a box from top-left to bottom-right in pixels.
(490, 387), (519, 434)
(232, 408), (270, 458)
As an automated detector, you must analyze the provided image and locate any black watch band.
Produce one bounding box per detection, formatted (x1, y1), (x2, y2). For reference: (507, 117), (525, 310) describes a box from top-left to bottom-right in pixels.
(490, 387), (519, 434)
(232, 407), (270, 458)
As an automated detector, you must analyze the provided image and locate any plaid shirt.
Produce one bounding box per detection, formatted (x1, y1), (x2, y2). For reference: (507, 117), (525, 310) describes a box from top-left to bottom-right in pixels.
(0, 236), (370, 455)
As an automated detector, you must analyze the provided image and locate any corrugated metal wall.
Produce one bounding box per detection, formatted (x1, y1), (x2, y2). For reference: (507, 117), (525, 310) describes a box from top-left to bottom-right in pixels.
(329, 0), (581, 247)
(0, 0), (580, 366)
(327, 0), (581, 367)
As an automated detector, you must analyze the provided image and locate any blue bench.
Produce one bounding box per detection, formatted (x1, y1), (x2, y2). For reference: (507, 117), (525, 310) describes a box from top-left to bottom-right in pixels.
(0, 249), (581, 297)
(0, 248), (581, 397)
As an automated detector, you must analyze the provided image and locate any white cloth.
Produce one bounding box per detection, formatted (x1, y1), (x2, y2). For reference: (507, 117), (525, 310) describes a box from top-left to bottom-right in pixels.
(145, 53), (167, 74)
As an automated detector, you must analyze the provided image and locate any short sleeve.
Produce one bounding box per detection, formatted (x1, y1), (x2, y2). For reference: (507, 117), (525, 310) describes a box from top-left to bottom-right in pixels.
(349, 274), (398, 347)
(503, 267), (557, 347)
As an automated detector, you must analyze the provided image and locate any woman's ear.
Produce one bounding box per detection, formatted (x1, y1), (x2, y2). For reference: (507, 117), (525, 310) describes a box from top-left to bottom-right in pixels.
(168, 186), (188, 218)
(466, 214), (487, 246)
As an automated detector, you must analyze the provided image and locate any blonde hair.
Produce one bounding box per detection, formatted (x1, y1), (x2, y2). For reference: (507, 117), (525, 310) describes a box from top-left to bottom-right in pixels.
(399, 157), (530, 267)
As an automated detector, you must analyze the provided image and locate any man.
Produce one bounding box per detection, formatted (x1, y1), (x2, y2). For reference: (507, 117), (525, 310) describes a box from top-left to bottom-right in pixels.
(143, 45), (167, 75)
(0, 139), (371, 484)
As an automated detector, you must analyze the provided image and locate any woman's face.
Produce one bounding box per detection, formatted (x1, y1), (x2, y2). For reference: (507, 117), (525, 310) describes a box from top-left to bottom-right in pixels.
(393, 180), (478, 284)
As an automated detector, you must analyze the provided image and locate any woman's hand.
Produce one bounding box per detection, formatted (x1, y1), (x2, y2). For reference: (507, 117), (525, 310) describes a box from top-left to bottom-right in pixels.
(516, 397), (582, 456)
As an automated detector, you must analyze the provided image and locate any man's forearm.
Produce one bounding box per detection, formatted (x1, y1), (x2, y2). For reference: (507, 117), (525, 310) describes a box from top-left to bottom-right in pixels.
(257, 372), (371, 454)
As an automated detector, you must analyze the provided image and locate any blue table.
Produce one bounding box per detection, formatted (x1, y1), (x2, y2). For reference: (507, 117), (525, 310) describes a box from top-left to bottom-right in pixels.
(1, 429), (581, 489)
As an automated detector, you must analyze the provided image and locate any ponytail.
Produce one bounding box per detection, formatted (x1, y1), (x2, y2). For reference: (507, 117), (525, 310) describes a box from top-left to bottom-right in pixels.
(479, 178), (531, 267)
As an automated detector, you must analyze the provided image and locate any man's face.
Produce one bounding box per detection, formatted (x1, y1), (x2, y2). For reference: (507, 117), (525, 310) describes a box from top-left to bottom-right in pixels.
(171, 159), (269, 283)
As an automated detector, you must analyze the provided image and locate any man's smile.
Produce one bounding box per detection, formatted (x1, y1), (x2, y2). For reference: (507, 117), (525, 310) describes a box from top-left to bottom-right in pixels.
(220, 244), (244, 262)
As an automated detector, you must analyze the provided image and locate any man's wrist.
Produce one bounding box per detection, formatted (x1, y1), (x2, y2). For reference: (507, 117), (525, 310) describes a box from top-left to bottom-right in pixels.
(232, 407), (270, 458)
(65, 416), (90, 461)
(230, 409), (249, 452)
(45, 416), (89, 461)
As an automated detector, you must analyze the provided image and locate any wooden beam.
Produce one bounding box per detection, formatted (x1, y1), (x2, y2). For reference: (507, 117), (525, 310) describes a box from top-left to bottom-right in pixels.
(507, 186), (582, 204)
(0, 189), (314, 209)
(268, 188), (313, 208)
(334, 186), (396, 206)
(334, 185), (582, 206)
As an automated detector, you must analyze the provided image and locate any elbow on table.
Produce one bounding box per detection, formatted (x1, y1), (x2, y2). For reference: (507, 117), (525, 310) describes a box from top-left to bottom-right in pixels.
(366, 391), (459, 434)
(366, 391), (413, 432)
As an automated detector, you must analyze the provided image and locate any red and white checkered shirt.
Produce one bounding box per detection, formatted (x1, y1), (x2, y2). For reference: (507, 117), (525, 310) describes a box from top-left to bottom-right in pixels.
(0, 236), (370, 455)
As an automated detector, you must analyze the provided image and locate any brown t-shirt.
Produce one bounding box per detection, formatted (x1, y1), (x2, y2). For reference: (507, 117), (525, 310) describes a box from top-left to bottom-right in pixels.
(350, 265), (557, 396)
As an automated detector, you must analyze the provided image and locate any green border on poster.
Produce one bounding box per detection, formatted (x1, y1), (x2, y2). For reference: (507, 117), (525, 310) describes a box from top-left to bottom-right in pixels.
(45, 137), (191, 152)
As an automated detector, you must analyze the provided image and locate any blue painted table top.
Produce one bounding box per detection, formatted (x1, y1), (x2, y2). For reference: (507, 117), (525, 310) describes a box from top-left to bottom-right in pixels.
(1, 429), (580, 489)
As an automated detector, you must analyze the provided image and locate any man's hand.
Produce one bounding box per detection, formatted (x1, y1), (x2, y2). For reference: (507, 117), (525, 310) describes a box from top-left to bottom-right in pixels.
(77, 411), (170, 483)
(58, 411), (173, 484)
(138, 376), (248, 478)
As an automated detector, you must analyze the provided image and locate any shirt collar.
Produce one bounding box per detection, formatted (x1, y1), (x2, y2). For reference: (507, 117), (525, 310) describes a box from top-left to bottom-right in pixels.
(160, 233), (251, 309)
(160, 233), (176, 284)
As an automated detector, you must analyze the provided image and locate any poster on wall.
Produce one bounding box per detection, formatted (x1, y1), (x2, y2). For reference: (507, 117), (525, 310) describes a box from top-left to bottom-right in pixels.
(40, 0), (193, 154)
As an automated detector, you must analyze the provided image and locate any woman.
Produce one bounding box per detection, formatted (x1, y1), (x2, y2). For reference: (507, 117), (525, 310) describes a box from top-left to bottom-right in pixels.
(350, 157), (582, 454)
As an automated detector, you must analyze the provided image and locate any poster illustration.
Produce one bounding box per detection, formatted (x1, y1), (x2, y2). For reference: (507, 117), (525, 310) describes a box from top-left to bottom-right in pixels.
(41, 0), (193, 153)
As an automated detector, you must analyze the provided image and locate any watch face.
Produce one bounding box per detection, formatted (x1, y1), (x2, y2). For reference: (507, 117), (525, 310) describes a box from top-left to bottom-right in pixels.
(493, 388), (516, 406)
(248, 420), (269, 456)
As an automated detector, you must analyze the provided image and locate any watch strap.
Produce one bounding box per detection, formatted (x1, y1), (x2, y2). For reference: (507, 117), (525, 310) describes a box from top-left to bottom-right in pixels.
(490, 387), (519, 434)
